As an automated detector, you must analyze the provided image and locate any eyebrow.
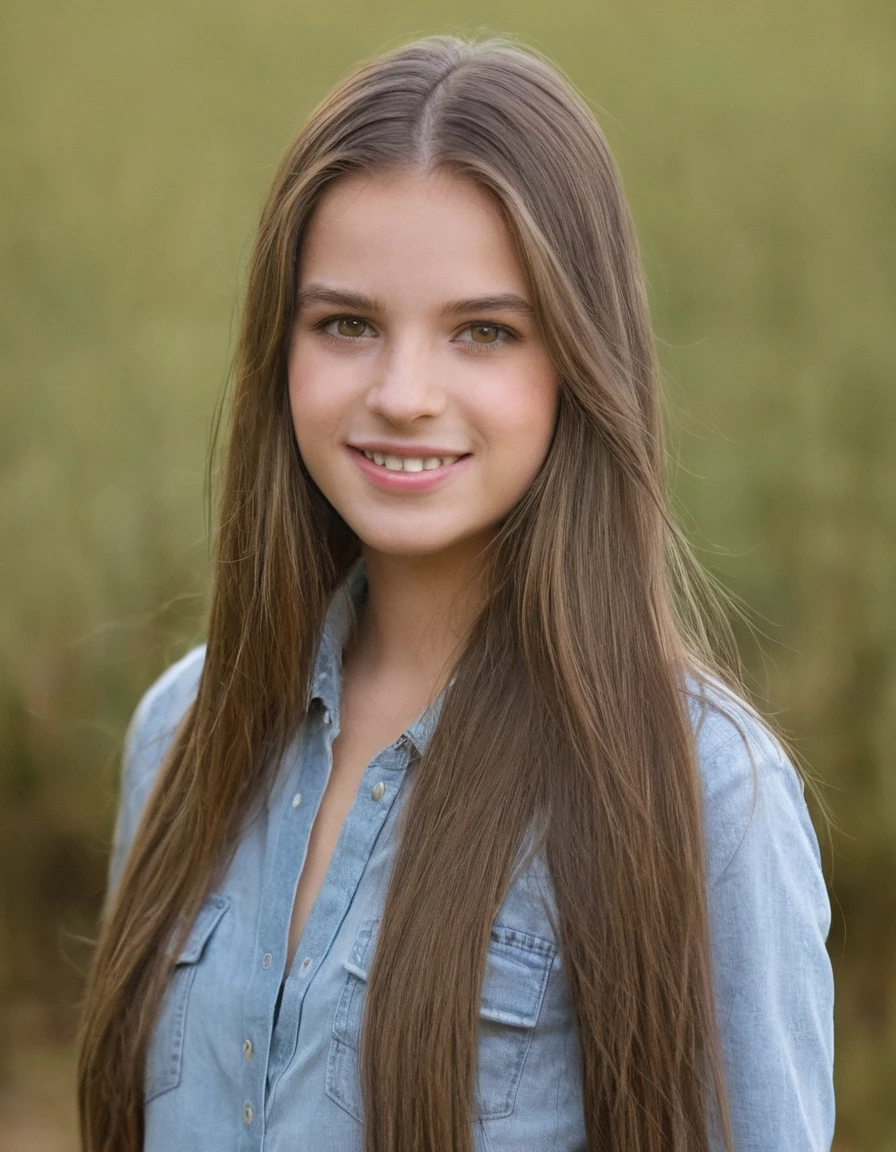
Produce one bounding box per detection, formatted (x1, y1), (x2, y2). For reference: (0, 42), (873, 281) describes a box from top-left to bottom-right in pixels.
(295, 283), (536, 320)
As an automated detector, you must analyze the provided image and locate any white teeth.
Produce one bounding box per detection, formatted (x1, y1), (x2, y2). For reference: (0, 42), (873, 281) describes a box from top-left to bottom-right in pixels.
(360, 449), (461, 471)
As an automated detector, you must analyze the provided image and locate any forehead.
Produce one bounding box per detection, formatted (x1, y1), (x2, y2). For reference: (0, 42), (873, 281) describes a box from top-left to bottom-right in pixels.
(298, 168), (530, 302)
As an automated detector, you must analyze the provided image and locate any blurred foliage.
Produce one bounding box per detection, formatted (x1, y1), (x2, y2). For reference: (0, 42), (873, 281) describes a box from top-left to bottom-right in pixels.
(1, 0), (893, 1146)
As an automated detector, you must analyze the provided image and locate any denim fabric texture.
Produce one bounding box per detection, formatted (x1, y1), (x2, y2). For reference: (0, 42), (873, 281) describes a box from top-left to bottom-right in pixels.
(108, 559), (835, 1151)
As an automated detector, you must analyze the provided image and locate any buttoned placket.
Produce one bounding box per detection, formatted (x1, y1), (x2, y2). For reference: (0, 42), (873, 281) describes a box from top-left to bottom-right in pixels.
(233, 559), (445, 1150)
(236, 720), (312, 1152)
(238, 698), (414, 1151)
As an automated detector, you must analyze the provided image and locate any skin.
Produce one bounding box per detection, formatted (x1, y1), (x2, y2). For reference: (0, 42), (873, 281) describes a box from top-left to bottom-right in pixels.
(287, 166), (561, 695)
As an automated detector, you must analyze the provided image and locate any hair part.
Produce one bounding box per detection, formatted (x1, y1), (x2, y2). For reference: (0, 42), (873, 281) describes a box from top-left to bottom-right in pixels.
(79, 34), (741, 1151)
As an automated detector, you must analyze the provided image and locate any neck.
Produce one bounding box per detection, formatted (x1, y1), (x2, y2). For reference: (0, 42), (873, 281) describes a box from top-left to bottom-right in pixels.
(347, 541), (489, 699)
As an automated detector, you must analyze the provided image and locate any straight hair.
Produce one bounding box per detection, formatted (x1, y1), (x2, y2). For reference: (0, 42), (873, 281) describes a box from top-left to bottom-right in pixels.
(79, 34), (742, 1151)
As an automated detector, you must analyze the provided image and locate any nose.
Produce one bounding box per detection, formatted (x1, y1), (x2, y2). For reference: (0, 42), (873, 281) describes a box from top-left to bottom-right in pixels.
(365, 335), (447, 425)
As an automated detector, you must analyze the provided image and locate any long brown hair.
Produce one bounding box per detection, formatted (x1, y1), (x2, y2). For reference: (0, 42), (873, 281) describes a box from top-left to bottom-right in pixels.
(79, 35), (741, 1151)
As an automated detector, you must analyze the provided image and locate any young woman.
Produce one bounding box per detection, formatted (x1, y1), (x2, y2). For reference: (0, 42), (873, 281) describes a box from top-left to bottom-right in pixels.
(77, 35), (834, 1152)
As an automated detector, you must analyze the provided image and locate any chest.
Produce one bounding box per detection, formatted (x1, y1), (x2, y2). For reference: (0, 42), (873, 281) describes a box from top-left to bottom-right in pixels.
(141, 682), (588, 1151)
(144, 769), (582, 1152)
(286, 695), (416, 970)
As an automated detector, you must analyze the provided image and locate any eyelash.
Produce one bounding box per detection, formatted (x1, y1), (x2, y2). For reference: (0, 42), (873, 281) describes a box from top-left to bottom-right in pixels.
(312, 315), (518, 354)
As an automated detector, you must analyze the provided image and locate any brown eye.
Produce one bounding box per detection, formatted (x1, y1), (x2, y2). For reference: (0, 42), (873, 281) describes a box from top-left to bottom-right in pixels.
(336, 317), (368, 337)
(469, 324), (499, 344)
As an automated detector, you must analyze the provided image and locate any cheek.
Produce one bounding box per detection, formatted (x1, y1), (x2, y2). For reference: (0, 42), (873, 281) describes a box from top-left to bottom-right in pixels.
(484, 367), (560, 459)
(287, 349), (341, 448)
(286, 342), (306, 430)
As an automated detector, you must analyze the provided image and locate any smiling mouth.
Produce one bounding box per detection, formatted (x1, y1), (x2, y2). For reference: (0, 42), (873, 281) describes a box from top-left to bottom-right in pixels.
(358, 449), (466, 472)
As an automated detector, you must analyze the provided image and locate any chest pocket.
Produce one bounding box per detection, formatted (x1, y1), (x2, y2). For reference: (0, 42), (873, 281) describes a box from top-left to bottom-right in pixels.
(145, 894), (231, 1103)
(326, 918), (556, 1123)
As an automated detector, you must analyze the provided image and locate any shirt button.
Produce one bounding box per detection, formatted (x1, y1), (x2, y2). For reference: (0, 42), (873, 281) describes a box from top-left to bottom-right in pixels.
(291, 792), (302, 809)
(301, 956), (312, 972)
(322, 707), (332, 725)
(243, 1039), (253, 1061)
(244, 1103), (254, 1125)
(262, 952), (272, 969)
(371, 781), (386, 802)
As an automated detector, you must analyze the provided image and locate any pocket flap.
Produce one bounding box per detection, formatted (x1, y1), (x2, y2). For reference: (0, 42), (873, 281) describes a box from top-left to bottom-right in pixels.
(171, 894), (231, 964)
(480, 924), (556, 1028)
(341, 919), (555, 1028)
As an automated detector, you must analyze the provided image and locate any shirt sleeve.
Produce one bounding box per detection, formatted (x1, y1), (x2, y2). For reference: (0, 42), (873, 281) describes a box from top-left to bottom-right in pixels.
(105, 701), (150, 906)
(104, 646), (207, 912)
(699, 713), (835, 1151)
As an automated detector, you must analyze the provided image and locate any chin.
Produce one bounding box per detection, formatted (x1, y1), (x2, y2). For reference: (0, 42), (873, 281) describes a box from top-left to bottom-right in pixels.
(357, 536), (464, 559)
(349, 522), (490, 561)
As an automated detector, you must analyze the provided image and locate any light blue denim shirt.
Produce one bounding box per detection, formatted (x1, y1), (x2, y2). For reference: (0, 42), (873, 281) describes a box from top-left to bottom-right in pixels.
(108, 559), (834, 1151)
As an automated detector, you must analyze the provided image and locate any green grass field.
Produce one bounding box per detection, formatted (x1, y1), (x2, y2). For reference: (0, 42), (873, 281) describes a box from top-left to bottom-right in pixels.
(2, 0), (894, 1145)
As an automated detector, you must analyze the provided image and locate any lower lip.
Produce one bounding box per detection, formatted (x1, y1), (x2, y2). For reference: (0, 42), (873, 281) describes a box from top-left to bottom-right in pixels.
(348, 447), (471, 492)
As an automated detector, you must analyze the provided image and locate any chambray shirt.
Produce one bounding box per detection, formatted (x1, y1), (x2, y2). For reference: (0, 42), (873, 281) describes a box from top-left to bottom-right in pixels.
(108, 560), (834, 1151)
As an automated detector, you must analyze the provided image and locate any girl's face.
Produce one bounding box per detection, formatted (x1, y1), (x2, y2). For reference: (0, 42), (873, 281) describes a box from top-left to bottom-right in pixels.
(287, 168), (560, 563)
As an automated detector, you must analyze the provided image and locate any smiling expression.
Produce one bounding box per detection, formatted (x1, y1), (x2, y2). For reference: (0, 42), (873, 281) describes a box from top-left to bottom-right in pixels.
(287, 167), (561, 562)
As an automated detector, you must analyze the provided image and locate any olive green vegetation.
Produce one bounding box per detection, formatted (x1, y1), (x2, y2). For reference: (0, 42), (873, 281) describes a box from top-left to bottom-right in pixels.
(1, 0), (893, 1145)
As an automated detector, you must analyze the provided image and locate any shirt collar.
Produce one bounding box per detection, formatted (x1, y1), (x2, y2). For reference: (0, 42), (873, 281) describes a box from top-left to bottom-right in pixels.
(306, 556), (446, 758)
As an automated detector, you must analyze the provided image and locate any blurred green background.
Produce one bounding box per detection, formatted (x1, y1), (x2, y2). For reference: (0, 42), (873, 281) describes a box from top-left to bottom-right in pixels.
(1, 0), (893, 1146)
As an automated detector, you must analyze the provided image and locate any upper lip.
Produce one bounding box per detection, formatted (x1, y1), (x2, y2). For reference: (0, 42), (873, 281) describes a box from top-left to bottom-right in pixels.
(349, 442), (469, 457)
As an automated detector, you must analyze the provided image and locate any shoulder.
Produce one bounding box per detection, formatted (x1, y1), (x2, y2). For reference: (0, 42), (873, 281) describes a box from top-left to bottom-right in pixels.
(684, 672), (822, 891)
(122, 645), (207, 810)
(685, 675), (834, 1146)
(106, 645), (207, 901)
